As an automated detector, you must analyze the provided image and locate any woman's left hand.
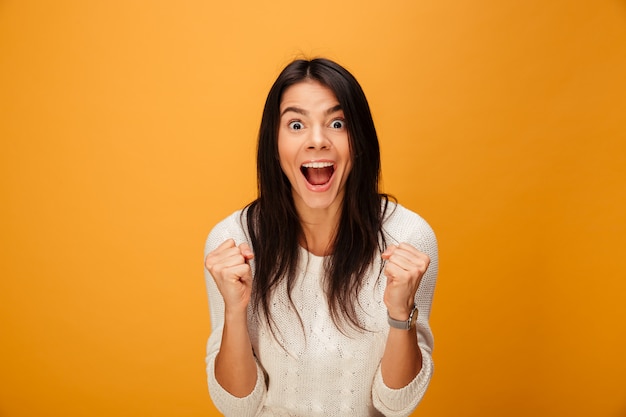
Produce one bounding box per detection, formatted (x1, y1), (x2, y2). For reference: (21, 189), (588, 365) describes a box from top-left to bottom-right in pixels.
(382, 243), (430, 320)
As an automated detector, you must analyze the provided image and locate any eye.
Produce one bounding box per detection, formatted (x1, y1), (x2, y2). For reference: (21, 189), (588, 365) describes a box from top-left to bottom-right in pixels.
(288, 121), (304, 130)
(330, 119), (346, 129)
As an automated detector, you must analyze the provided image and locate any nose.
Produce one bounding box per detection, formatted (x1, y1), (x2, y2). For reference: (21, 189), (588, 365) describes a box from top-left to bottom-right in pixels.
(307, 125), (331, 150)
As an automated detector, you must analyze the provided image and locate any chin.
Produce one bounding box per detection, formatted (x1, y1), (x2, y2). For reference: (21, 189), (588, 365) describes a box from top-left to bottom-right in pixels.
(297, 190), (343, 211)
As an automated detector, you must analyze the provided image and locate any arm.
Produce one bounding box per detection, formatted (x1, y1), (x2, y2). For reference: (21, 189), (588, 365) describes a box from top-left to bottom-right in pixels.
(380, 243), (430, 387)
(206, 239), (257, 396)
(381, 324), (422, 387)
(204, 223), (266, 416)
(373, 219), (439, 416)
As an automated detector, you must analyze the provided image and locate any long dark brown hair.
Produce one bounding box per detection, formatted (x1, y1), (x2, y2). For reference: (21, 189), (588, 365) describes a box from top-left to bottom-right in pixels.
(245, 58), (392, 334)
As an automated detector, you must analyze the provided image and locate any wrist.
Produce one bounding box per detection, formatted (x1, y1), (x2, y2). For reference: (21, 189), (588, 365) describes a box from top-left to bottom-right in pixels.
(224, 307), (248, 324)
(387, 308), (411, 322)
(386, 302), (415, 321)
(387, 304), (419, 330)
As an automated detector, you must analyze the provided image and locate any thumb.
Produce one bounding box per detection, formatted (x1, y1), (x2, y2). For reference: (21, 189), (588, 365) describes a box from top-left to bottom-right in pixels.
(382, 244), (397, 260)
(239, 242), (254, 260)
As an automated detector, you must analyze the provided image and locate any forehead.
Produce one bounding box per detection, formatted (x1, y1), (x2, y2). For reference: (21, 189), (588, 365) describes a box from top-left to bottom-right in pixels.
(280, 80), (340, 113)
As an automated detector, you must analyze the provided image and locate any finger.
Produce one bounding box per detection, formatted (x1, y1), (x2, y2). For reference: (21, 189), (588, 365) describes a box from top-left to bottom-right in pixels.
(227, 263), (252, 281)
(216, 238), (236, 251)
(388, 251), (428, 273)
(386, 249), (413, 269)
(206, 245), (247, 272)
(205, 240), (236, 265)
(397, 242), (424, 256)
(384, 262), (408, 282)
(387, 244), (429, 269)
(388, 258), (429, 283)
(384, 253), (429, 287)
(215, 248), (249, 269)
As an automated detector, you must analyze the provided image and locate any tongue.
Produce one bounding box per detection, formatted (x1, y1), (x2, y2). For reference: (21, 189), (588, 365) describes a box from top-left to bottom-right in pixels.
(306, 167), (333, 185)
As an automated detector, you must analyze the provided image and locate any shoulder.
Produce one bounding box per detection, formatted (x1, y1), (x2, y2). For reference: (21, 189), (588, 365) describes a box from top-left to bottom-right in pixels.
(382, 201), (437, 255)
(204, 208), (250, 255)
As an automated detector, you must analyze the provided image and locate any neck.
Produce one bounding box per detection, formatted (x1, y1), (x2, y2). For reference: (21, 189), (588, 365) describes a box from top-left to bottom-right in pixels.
(296, 205), (342, 257)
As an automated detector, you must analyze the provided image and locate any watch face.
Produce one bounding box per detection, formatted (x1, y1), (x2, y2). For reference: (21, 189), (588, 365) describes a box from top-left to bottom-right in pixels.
(409, 306), (418, 327)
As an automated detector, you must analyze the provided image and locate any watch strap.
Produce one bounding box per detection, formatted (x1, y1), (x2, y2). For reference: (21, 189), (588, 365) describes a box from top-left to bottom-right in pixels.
(387, 304), (418, 330)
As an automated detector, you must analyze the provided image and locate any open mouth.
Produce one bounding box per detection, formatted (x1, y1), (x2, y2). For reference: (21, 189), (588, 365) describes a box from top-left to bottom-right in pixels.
(300, 161), (335, 186)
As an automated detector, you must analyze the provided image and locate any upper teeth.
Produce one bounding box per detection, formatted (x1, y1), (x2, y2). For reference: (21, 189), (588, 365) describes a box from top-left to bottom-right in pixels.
(302, 162), (334, 168)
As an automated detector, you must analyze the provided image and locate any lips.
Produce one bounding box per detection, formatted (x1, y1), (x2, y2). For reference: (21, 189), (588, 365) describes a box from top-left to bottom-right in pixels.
(300, 161), (335, 186)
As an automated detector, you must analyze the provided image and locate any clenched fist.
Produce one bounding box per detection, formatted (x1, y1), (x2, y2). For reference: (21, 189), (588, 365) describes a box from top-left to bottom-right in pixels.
(382, 243), (430, 321)
(205, 239), (254, 314)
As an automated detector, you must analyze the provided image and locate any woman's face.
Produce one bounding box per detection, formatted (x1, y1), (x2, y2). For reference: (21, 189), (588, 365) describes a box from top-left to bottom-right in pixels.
(277, 80), (352, 216)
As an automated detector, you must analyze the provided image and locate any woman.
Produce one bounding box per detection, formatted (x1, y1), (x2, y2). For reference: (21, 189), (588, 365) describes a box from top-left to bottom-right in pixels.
(204, 58), (438, 417)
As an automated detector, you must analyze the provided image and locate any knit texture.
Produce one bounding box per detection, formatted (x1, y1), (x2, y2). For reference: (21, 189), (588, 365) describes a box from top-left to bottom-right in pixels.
(204, 202), (438, 417)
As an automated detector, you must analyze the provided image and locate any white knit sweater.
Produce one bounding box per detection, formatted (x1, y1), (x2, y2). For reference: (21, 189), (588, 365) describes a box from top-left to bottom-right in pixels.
(204, 202), (438, 417)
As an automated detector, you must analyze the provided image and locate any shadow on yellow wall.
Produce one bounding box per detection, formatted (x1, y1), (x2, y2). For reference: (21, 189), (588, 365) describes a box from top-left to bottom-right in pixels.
(1, 1), (625, 416)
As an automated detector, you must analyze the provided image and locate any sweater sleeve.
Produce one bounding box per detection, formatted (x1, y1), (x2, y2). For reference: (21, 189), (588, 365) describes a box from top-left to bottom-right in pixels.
(204, 212), (267, 417)
(372, 207), (439, 416)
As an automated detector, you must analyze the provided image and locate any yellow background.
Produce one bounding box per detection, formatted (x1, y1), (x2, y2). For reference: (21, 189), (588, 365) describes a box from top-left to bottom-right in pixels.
(1, 1), (625, 416)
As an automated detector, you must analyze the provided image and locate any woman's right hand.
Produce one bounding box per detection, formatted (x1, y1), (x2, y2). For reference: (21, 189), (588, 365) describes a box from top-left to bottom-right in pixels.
(205, 238), (254, 314)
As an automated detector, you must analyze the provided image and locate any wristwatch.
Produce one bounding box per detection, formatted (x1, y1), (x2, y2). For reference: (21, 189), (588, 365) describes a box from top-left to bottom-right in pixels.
(387, 304), (419, 330)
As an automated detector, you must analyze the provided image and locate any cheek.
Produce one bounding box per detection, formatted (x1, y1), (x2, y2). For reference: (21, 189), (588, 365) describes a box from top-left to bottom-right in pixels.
(342, 143), (354, 179)
(345, 159), (353, 176)
(277, 140), (295, 174)
(276, 135), (287, 166)
(278, 158), (291, 177)
(340, 140), (353, 170)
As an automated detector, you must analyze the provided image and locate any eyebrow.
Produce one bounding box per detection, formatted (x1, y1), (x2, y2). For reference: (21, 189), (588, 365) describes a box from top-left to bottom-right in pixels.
(280, 104), (343, 118)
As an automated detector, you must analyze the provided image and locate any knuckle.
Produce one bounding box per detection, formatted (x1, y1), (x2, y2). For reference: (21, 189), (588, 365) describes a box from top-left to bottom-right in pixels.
(205, 259), (215, 272)
(212, 264), (225, 276)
